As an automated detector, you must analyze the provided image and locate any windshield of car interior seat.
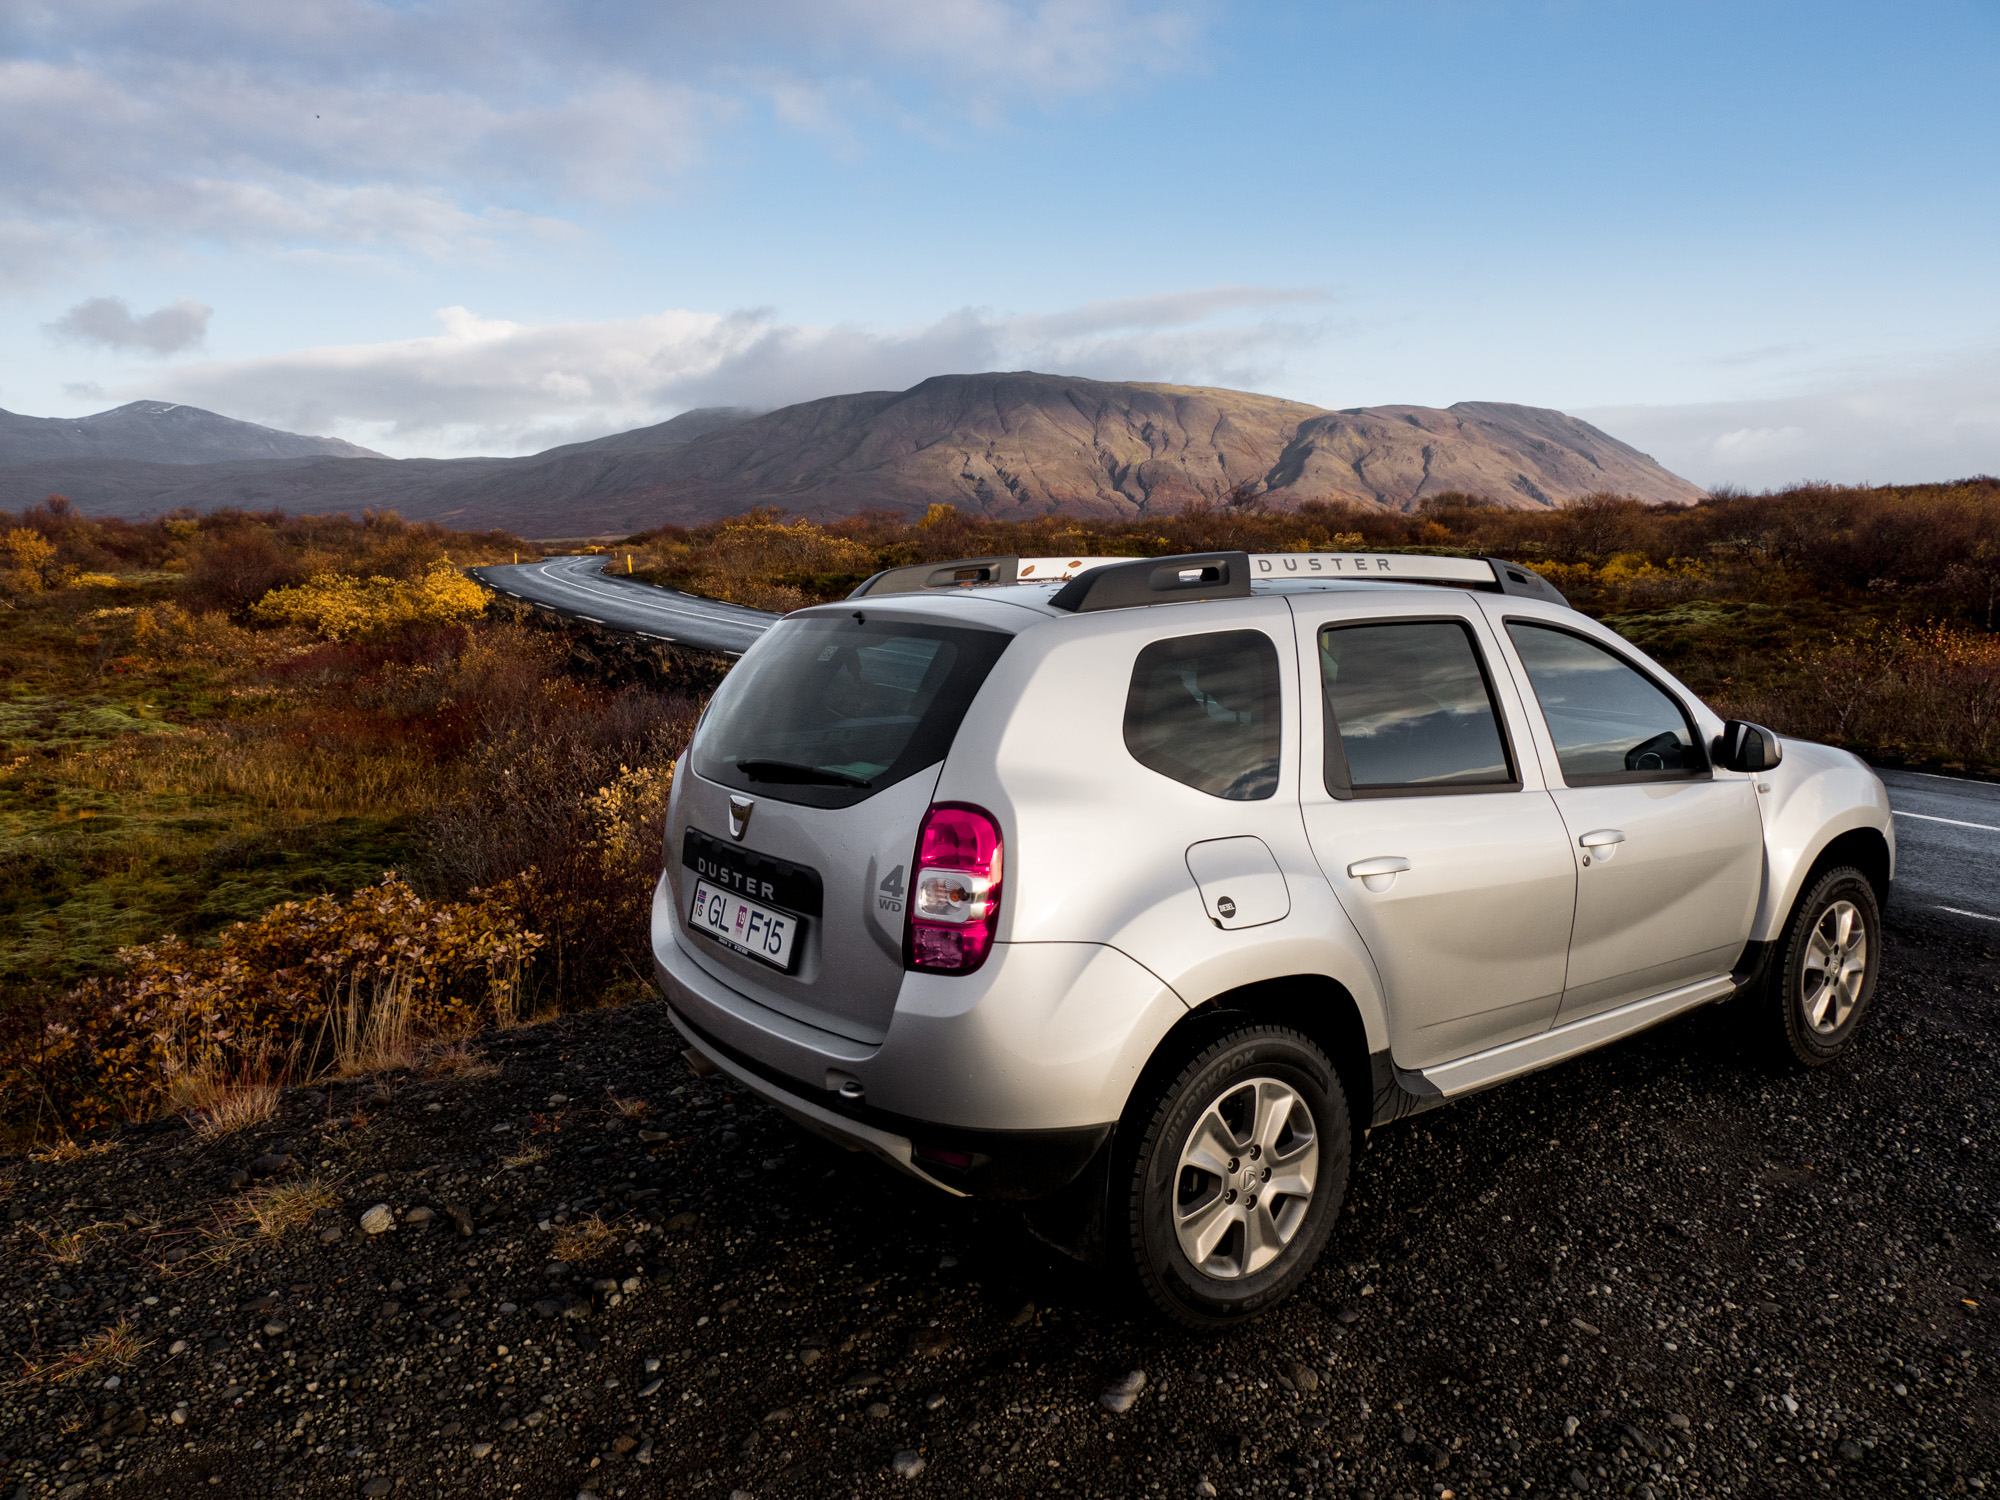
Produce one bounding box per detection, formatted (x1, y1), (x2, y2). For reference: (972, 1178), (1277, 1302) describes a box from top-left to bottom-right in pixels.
(690, 614), (1015, 808)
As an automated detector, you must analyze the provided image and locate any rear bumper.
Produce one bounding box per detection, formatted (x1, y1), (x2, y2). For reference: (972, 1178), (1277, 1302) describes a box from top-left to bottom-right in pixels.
(652, 871), (1177, 1198)
(664, 1000), (1110, 1199)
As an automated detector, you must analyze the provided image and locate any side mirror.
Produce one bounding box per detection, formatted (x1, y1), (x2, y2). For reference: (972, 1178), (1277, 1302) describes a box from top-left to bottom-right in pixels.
(1712, 719), (1783, 774)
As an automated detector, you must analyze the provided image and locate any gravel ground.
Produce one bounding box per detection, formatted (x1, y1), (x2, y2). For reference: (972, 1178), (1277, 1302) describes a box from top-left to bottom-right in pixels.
(2, 901), (1994, 1500)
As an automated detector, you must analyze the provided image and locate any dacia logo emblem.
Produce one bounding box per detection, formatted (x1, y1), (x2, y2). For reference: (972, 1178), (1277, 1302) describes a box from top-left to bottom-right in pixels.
(728, 796), (755, 841)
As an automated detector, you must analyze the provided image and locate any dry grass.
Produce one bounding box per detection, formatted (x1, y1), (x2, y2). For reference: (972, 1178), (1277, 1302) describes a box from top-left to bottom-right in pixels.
(603, 1089), (649, 1121)
(28, 1137), (118, 1164)
(9, 1318), (151, 1388)
(499, 1142), (548, 1169)
(31, 1222), (117, 1266)
(421, 1039), (500, 1080)
(240, 1176), (337, 1236)
(172, 1072), (281, 1137)
(550, 1212), (618, 1264)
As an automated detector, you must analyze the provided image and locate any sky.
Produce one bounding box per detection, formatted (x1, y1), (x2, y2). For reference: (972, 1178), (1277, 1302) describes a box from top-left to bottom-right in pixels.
(2, 0), (1997, 490)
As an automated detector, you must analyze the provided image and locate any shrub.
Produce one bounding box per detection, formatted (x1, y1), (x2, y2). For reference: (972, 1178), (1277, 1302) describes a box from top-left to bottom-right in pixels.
(0, 873), (542, 1136)
(251, 560), (490, 638)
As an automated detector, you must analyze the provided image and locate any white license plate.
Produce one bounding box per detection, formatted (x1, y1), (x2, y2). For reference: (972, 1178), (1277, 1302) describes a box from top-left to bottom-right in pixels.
(688, 879), (801, 971)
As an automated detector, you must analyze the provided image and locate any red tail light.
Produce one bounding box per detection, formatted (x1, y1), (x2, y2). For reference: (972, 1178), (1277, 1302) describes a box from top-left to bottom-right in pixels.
(907, 803), (1003, 974)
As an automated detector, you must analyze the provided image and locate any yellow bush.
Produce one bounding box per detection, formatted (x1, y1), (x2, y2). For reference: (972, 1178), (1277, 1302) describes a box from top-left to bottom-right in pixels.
(3, 873), (542, 1133)
(3, 527), (58, 594)
(251, 559), (488, 638)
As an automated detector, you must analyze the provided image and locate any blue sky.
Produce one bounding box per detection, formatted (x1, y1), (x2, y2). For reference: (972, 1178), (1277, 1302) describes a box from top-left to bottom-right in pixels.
(2, 0), (1996, 488)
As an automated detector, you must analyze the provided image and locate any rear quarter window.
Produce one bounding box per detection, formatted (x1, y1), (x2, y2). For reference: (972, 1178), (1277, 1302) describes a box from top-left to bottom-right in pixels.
(1123, 629), (1281, 800)
(691, 615), (1014, 808)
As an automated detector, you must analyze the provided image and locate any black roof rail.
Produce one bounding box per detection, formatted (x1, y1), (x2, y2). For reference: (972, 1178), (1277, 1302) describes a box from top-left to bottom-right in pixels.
(1481, 556), (1568, 606)
(1049, 552), (1251, 612)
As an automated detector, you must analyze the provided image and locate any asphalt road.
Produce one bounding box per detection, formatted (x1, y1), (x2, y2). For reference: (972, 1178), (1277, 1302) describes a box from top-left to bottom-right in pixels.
(1880, 768), (2000, 928)
(471, 554), (778, 655)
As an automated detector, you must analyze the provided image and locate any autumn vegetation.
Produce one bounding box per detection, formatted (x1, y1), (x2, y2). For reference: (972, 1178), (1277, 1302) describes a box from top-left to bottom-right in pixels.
(2, 478), (1995, 1143)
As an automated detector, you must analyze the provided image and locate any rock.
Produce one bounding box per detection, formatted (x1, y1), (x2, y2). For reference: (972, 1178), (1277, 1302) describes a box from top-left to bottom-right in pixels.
(247, 1153), (293, 1179)
(447, 1204), (474, 1237)
(522, 1410), (547, 1429)
(1420, 1443), (1450, 1470)
(1570, 1317), (1602, 1337)
(470, 1441), (494, 1457)
(1570, 1469), (1591, 1494)
(639, 1130), (672, 1144)
(798, 1348), (822, 1367)
(666, 1211), (698, 1231)
(321, 1227), (343, 1243)
(938, 1253), (959, 1269)
(1336, 1308), (1360, 1324)
(1007, 1300), (1036, 1327)
(168, 1339), (188, 1356)
(925, 1392), (946, 1411)
(360, 1204), (394, 1236)
(534, 1300), (563, 1319)
(764, 1408), (793, 1425)
(1195, 1482), (1218, 1498)
(1100, 1370), (1147, 1414)
(547, 1094), (570, 1106)
(239, 1293), (279, 1313)
(843, 1371), (885, 1392)
(362, 1480), (392, 1496)
(1284, 1359), (1320, 1393)
(891, 1449), (926, 1479)
(866, 1401), (892, 1418)
(1837, 1439), (1864, 1461)
(163, 1247), (190, 1265)
(263, 1321), (287, 1337)
(404, 1206), (435, 1226)
(610, 1435), (638, 1454)
(908, 1329), (951, 1358)
(1668, 1413), (1691, 1430)
(637, 1380), (663, 1398)
(1563, 1415), (1580, 1438)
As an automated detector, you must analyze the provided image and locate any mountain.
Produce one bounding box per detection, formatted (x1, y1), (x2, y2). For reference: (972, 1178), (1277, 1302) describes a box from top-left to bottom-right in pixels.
(0, 375), (1704, 531)
(0, 400), (384, 464)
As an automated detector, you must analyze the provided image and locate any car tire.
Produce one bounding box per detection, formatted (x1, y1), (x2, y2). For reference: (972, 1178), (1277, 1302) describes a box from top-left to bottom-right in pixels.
(1759, 865), (1883, 1068)
(1122, 1024), (1350, 1330)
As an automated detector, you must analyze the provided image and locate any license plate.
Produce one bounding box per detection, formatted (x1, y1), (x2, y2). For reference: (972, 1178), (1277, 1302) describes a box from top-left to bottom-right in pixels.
(688, 879), (802, 972)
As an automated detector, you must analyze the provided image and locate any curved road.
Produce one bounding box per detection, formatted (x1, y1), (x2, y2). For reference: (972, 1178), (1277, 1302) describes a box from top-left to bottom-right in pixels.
(477, 555), (1999, 925)
(470, 553), (777, 655)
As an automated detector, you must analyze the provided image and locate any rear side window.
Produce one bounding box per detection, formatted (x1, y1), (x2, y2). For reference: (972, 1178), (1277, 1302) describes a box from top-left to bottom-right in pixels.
(1124, 630), (1281, 800)
(1505, 622), (1703, 784)
(691, 615), (1013, 808)
(1319, 620), (1517, 796)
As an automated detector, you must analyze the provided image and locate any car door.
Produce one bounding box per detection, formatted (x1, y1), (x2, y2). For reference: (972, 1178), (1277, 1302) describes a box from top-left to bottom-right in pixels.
(1292, 593), (1578, 1071)
(1493, 615), (1763, 1023)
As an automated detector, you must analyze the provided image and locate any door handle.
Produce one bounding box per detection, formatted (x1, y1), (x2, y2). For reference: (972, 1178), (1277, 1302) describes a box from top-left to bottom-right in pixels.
(1578, 829), (1625, 848)
(1346, 856), (1410, 893)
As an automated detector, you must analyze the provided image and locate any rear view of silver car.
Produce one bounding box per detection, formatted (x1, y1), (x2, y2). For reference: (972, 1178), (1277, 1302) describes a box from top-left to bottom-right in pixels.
(652, 550), (1893, 1327)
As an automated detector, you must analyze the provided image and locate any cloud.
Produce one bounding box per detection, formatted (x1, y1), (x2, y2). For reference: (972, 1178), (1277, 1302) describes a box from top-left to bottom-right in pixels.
(126, 285), (1330, 456)
(1578, 344), (2000, 489)
(47, 295), (213, 355)
(0, 1), (1209, 283)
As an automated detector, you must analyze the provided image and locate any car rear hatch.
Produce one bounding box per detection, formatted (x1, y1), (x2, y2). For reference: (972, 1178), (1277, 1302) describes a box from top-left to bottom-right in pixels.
(668, 609), (1016, 1044)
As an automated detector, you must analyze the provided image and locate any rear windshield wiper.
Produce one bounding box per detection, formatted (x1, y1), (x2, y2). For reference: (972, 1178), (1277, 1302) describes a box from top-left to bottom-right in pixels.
(734, 758), (873, 788)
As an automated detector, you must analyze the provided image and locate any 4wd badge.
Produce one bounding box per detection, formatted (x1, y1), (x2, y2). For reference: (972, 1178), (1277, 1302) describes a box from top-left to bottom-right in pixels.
(877, 864), (905, 913)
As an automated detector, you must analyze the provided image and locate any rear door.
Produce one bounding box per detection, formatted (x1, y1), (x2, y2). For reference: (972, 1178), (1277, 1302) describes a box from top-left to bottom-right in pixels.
(1492, 616), (1762, 1023)
(1291, 592), (1578, 1070)
(670, 610), (1015, 1043)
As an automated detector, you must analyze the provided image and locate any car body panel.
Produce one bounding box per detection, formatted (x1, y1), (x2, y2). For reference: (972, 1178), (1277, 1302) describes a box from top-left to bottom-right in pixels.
(1746, 736), (1897, 940)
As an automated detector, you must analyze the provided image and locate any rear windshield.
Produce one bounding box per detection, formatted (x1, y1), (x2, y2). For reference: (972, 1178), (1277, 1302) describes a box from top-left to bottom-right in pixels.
(690, 614), (1015, 808)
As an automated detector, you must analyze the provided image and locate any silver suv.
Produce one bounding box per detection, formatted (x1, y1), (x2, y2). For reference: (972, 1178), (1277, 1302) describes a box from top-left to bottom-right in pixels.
(651, 549), (1894, 1327)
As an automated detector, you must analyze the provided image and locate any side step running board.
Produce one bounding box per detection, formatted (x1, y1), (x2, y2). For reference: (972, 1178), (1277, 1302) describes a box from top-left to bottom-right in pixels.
(1420, 975), (1737, 1100)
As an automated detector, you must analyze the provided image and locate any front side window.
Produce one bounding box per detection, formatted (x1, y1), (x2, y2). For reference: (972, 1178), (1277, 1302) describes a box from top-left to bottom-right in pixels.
(691, 615), (1014, 807)
(1124, 630), (1281, 800)
(1505, 622), (1703, 784)
(1319, 620), (1516, 795)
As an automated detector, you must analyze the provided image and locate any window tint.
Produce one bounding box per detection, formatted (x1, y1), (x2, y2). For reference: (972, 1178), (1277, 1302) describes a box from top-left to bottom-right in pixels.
(1319, 621), (1515, 794)
(1505, 623), (1701, 783)
(691, 616), (1013, 808)
(1124, 630), (1281, 800)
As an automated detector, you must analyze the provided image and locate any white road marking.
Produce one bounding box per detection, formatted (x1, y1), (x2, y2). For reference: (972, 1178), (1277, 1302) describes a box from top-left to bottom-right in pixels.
(1936, 905), (2000, 922)
(577, 615), (604, 624)
(1894, 811), (2000, 833)
(1905, 769), (1998, 787)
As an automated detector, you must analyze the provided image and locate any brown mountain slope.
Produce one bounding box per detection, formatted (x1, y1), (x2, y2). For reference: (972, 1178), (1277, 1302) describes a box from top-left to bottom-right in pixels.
(4, 374), (1703, 529)
(418, 372), (1700, 529)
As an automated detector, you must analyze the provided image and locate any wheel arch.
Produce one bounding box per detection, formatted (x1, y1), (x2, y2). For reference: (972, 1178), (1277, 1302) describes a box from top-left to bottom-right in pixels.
(1803, 826), (1892, 909)
(1121, 974), (1376, 1147)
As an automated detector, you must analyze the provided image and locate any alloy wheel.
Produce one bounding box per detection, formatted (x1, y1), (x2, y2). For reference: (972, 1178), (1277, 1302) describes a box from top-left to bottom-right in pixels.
(1172, 1076), (1318, 1279)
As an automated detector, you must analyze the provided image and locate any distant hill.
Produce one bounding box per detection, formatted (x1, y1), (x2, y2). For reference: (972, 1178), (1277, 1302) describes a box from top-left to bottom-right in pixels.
(0, 400), (384, 465)
(0, 376), (1703, 528)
